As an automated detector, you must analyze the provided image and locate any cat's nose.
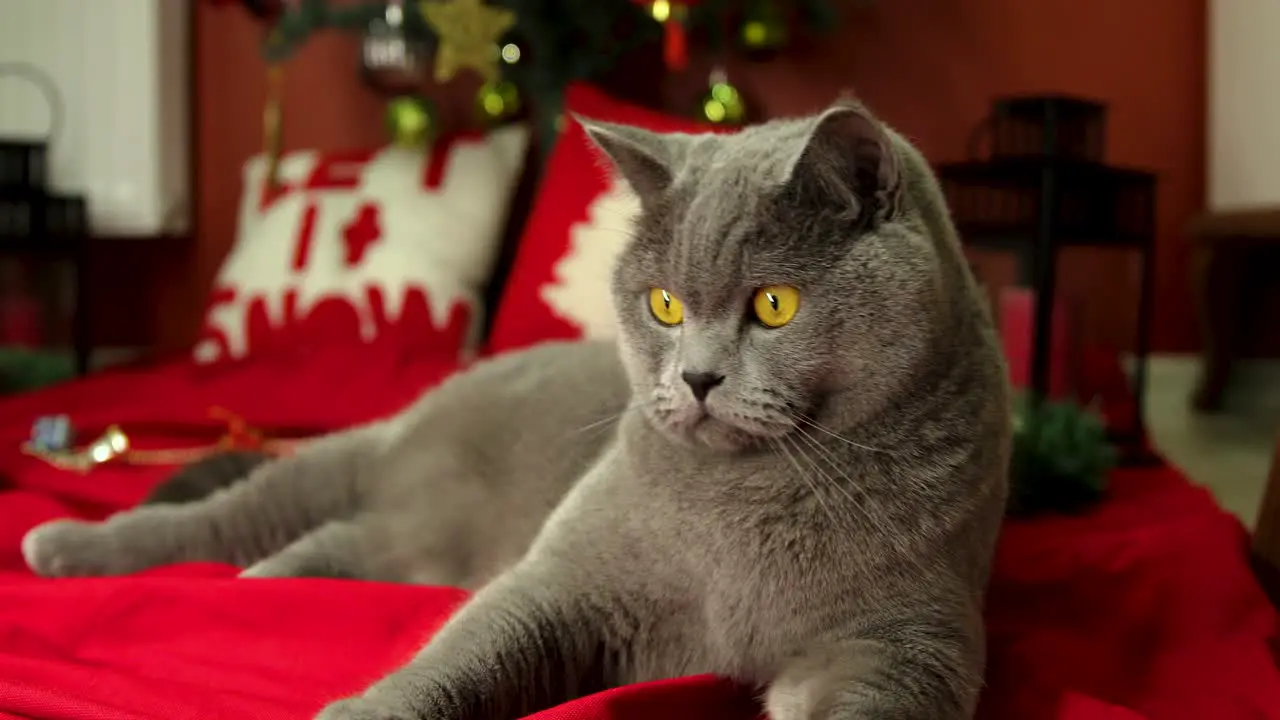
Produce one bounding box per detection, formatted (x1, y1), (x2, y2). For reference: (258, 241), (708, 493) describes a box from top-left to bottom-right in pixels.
(681, 371), (725, 402)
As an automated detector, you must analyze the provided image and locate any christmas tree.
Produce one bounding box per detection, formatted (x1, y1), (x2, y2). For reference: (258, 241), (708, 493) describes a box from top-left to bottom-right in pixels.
(212, 0), (852, 155)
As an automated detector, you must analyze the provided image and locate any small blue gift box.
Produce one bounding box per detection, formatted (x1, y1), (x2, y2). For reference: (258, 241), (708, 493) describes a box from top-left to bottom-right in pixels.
(30, 414), (73, 452)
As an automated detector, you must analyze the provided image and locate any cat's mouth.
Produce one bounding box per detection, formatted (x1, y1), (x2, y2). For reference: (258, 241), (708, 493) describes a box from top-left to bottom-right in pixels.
(670, 403), (790, 453)
(688, 415), (753, 452)
(645, 384), (800, 452)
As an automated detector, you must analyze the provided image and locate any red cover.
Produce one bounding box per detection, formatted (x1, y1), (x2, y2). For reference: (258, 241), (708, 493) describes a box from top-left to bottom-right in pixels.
(0, 341), (457, 516)
(1, 344), (1279, 719)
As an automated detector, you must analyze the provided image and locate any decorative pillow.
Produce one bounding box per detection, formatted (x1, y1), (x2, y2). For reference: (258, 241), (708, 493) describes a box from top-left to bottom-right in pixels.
(484, 85), (723, 353)
(195, 125), (529, 365)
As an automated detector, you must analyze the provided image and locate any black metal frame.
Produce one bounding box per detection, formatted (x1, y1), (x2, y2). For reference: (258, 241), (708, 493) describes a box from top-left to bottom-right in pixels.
(939, 156), (1157, 456)
(0, 236), (92, 376)
(1, 141), (92, 376)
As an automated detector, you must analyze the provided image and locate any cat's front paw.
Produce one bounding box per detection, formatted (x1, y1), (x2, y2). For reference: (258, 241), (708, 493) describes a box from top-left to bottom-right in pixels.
(314, 696), (422, 720)
(22, 519), (114, 577)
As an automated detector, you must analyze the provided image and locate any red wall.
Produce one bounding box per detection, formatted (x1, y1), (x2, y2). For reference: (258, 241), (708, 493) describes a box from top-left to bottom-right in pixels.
(185, 0), (1205, 354)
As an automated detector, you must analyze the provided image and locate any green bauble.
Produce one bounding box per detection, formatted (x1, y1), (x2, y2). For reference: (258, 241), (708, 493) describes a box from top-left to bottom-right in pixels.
(475, 79), (521, 125)
(697, 80), (746, 126)
(385, 96), (437, 148)
(739, 0), (789, 56)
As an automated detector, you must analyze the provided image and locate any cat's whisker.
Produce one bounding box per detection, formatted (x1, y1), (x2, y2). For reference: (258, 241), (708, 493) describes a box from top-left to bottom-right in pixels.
(772, 437), (842, 530)
(581, 226), (640, 240)
(584, 209), (643, 231)
(789, 430), (930, 569)
(789, 427), (860, 505)
(792, 424), (930, 512)
(570, 412), (625, 437)
(790, 415), (898, 455)
(593, 206), (641, 223)
(787, 428), (891, 537)
(782, 435), (867, 536)
(567, 399), (660, 437)
(522, 401), (660, 491)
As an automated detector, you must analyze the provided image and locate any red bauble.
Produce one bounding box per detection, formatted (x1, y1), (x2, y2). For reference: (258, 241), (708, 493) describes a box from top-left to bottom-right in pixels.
(665, 19), (688, 71)
(634, 0), (696, 71)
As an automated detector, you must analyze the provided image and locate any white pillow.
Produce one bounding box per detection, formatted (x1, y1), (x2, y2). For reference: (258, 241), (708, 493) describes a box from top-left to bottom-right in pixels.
(194, 125), (529, 365)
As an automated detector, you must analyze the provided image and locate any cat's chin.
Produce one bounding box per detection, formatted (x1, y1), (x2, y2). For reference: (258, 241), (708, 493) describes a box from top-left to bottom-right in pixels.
(650, 413), (769, 454)
(690, 419), (758, 454)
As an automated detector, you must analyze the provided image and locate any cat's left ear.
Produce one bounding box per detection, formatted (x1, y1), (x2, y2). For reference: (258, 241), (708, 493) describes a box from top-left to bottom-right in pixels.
(577, 116), (683, 206)
(783, 99), (904, 227)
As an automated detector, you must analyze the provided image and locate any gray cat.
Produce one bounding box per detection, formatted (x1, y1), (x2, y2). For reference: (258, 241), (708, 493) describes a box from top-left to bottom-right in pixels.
(23, 99), (1011, 720)
(142, 449), (272, 506)
(23, 340), (630, 584)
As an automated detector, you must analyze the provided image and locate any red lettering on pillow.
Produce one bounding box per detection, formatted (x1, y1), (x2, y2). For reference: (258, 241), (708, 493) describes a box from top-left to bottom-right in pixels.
(195, 286), (238, 360)
(244, 292), (280, 357)
(241, 287), (372, 356)
(305, 150), (376, 191)
(257, 150), (374, 214)
(424, 131), (485, 190)
(342, 203), (383, 267)
(291, 201), (320, 272)
(244, 288), (306, 355)
(205, 286), (237, 308)
(258, 180), (293, 213)
(298, 296), (364, 347)
(367, 285), (471, 352)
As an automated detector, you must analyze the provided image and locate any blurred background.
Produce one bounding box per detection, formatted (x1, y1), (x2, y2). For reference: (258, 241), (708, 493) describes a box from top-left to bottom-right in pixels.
(0, 0), (1276, 521)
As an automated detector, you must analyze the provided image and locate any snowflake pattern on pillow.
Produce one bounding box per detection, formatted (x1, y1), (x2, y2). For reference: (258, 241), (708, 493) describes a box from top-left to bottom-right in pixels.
(484, 84), (721, 354)
(540, 176), (640, 340)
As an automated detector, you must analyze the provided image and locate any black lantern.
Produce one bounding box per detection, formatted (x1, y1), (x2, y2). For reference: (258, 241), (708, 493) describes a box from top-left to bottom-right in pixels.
(939, 95), (1157, 461)
(0, 140), (91, 375)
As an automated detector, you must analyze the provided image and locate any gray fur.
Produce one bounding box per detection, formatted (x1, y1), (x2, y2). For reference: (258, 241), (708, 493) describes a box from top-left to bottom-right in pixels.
(23, 99), (1010, 720)
(23, 340), (629, 585)
(142, 450), (272, 506)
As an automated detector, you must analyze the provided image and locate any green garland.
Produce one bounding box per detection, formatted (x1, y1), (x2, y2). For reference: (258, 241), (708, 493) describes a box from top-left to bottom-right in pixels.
(260, 0), (847, 62)
(1007, 392), (1117, 517)
(255, 0), (848, 158)
(0, 348), (75, 396)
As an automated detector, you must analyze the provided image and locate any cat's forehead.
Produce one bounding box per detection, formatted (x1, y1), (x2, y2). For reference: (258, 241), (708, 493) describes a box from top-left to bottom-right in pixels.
(623, 118), (857, 296)
(680, 123), (809, 188)
(649, 196), (826, 304)
(669, 131), (798, 237)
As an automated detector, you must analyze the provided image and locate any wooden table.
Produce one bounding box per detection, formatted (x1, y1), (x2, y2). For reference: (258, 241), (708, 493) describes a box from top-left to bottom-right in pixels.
(1189, 209), (1280, 411)
(1252, 432), (1280, 617)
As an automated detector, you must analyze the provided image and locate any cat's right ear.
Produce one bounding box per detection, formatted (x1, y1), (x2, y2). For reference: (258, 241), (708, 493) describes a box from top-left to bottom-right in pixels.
(576, 116), (679, 205)
(782, 99), (903, 228)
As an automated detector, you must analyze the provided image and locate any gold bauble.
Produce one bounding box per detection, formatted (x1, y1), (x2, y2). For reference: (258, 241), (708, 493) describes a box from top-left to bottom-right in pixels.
(420, 0), (517, 83)
(385, 96), (437, 147)
(697, 80), (746, 126)
(475, 79), (521, 124)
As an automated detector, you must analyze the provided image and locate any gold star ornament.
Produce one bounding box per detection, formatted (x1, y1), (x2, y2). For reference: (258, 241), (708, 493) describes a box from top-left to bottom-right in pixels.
(420, 0), (517, 83)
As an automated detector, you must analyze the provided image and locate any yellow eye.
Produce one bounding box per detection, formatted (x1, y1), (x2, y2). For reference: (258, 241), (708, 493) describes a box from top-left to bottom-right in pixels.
(648, 288), (685, 326)
(753, 285), (801, 328)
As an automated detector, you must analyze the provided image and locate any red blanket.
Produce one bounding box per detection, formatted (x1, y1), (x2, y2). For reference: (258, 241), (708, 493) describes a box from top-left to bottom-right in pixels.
(0, 347), (1278, 720)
